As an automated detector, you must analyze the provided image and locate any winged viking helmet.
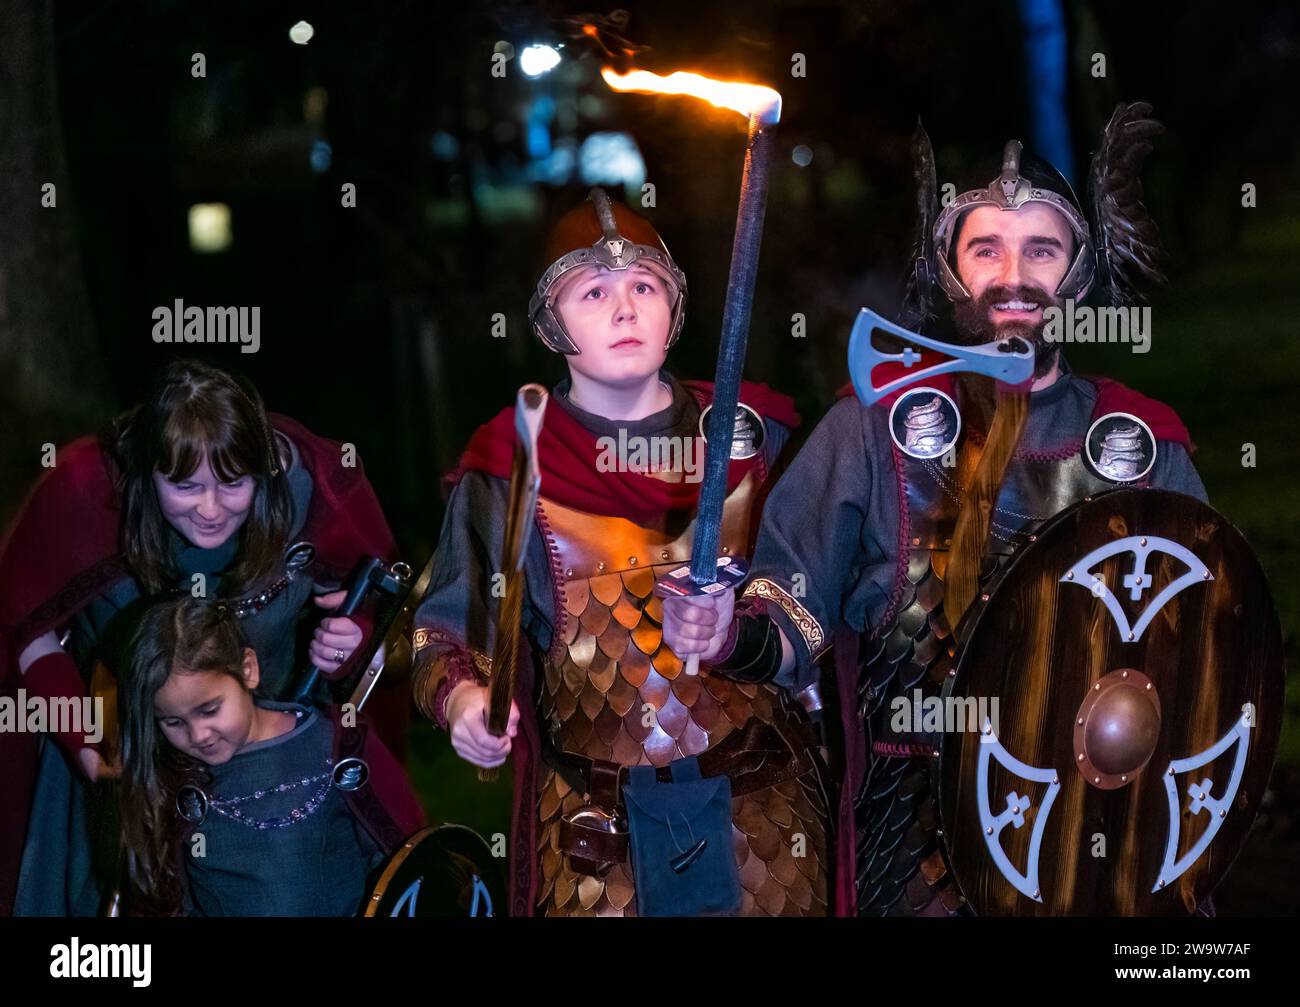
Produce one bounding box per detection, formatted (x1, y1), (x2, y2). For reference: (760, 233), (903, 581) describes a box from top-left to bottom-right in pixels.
(902, 101), (1168, 328)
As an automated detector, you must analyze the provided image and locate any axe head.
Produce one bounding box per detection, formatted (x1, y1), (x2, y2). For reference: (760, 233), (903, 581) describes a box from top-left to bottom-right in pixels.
(848, 308), (1034, 407)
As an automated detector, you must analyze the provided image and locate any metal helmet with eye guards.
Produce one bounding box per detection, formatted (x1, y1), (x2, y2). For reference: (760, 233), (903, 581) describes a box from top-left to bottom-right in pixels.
(902, 104), (1167, 327)
(931, 139), (1095, 303)
(528, 187), (688, 355)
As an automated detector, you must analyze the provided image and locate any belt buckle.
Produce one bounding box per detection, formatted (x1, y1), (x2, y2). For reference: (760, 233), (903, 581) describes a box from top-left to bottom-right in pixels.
(565, 805), (627, 838)
(563, 805), (626, 878)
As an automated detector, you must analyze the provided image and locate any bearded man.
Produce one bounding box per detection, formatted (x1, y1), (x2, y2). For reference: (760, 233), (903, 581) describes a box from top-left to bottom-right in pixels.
(661, 103), (1209, 915)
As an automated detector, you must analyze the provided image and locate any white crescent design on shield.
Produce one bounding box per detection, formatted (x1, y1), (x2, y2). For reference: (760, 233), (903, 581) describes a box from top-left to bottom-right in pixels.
(1060, 535), (1213, 643)
(976, 719), (1062, 903)
(1152, 705), (1254, 893)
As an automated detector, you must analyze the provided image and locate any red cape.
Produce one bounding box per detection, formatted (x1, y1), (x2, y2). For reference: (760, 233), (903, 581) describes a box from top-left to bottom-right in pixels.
(0, 414), (397, 916)
(0, 412), (396, 668)
(835, 350), (1194, 451)
(447, 380), (801, 520)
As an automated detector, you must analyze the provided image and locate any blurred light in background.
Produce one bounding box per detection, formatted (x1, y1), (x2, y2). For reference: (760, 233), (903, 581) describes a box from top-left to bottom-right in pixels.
(310, 140), (332, 172)
(188, 203), (232, 253)
(430, 130), (460, 160)
(578, 94), (607, 118)
(792, 144), (813, 167)
(579, 132), (645, 190)
(289, 21), (314, 45)
(1017, 0), (1074, 183)
(519, 44), (561, 78)
(527, 95), (555, 158)
(303, 86), (328, 126)
(471, 180), (543, 224)
(531, 139), (577, 186)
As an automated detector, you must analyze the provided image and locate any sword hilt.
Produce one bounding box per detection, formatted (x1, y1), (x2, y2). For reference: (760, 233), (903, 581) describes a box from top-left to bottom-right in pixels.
(656, 558), (749, 677)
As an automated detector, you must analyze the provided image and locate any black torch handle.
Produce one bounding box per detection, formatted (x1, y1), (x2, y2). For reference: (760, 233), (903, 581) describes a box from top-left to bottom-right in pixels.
(690, 111), (775, 585)
(292, 555), (385, 705)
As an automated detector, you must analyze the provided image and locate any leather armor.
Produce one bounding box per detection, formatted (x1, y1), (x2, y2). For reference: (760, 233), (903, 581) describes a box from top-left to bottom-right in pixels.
(535, 471), (829, 916)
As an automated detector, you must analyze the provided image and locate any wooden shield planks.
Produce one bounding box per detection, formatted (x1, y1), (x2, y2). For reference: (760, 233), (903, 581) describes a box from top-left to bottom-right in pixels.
(937, 490), (1284, 915)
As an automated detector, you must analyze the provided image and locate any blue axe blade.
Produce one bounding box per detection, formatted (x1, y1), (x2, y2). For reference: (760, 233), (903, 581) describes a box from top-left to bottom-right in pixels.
(847, 308), (1035, 407)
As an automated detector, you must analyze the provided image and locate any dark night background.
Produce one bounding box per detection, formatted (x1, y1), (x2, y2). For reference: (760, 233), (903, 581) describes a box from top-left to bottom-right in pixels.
(2, 0), (1297, 912)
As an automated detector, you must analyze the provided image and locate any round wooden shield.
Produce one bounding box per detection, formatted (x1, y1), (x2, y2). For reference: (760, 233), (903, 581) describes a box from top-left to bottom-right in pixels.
(363, 824), (504, 917)
(936, 489), (1284, 915)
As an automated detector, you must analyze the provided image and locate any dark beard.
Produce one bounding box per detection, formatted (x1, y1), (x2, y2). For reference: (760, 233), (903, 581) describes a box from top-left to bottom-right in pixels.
(951, 283), (1061, 379)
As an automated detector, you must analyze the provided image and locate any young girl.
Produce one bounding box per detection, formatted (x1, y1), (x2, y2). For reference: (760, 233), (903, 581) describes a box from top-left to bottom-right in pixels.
(411, 188), (831, 916)
(119, 596), (423, 916)
(0, 360), (397, 915)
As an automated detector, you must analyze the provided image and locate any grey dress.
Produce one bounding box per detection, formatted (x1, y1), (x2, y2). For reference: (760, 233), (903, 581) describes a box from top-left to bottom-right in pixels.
(14, 434), (337, 916)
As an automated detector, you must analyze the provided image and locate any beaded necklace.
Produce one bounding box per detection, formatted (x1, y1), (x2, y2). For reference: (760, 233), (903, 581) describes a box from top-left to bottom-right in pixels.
(206, 755), (334, 831)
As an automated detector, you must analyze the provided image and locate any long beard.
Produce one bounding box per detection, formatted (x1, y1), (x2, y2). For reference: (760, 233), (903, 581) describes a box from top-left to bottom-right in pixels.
(951, 283), (1061, 380)
(943, 285), (1054, 624)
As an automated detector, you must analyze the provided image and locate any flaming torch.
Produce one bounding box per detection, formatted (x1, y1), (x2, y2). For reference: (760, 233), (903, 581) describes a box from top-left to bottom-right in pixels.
(604, 67), (782, 675)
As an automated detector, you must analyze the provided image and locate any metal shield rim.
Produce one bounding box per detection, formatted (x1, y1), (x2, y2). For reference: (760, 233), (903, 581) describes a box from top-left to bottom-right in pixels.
(362, 823), (503, 917)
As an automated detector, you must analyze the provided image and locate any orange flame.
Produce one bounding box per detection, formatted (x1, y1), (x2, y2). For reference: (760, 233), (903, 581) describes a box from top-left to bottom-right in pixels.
(601, 67), (782, 125)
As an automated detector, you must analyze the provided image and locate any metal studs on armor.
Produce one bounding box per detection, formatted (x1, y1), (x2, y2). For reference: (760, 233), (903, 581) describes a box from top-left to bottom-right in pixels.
(698, 401), (767, 460)
(176, 784), (209, 824)
(1084, 412), (1157, 483)
(888, 386), (961, 461)
(332, 757), (370, 792)
(284, 541), (316, 573)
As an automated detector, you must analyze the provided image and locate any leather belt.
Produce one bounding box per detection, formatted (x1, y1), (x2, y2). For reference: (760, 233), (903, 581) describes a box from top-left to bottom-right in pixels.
(546, 717), (820, 876)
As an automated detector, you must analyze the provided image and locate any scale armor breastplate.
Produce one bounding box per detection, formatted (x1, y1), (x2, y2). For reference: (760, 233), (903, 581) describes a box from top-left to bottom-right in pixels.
(854, 447), (1114, 916)
(534, 471), (829, 916)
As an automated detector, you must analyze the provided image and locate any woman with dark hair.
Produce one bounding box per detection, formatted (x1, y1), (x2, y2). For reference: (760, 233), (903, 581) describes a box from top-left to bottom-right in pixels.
(0, 359), (399, 916)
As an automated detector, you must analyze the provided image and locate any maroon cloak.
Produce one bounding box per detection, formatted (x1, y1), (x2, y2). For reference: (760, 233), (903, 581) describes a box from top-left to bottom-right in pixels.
(0, 413), (397, 915)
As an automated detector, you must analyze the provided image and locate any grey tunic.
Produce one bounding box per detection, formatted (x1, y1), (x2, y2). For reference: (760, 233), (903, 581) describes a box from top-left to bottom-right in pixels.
(747, 357), (1208, 685)
(183, 702), (381, 917)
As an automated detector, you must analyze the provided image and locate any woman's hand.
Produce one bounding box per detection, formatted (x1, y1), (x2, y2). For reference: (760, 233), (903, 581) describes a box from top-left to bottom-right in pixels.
(310, 590), (364, 669)
(446, 682), (519, 768)
(78, 747), (121, 782)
